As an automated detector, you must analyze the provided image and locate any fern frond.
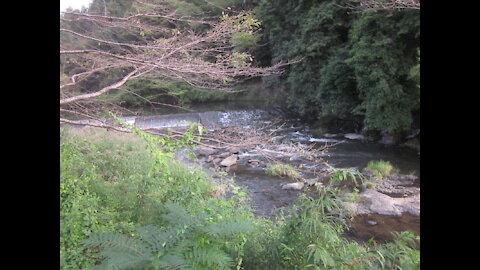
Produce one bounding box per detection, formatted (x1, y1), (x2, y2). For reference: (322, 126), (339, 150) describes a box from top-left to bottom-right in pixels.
(152, 254), (189, 270)
(83, 233), (150, 258)
(137, 225), (188, 252)
(161, 204), (210, 231)
(202, 220), (254, 238)
(184, 246), (234, 270)
(161, 203), (191, 225)
(99, 251), (150, 270)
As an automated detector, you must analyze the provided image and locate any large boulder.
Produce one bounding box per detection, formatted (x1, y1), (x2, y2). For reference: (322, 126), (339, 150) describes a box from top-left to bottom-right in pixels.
(228, 147), (241, 154)
(344, 133), (365, 140)
(403, 138), (420, 151)
(346, 189), (420, 217)
(378, 129), (399, 145)
(198, 147), (219, 156)
(344, 189), (420, 242)
(220, 154), (238, 167)
(281, 182), (305, 190)
(374, 175), (419, 197)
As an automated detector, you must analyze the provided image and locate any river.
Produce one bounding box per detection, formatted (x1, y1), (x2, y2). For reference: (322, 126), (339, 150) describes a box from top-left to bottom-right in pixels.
(67, 100), (420, 241)
(128, 101), (420, 175)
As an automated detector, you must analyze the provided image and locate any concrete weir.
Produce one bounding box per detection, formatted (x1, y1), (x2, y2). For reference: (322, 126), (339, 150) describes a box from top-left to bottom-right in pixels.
(64, 109), (271, 131)
(133, 113), (201, 129)
(128, 111), (225, 130)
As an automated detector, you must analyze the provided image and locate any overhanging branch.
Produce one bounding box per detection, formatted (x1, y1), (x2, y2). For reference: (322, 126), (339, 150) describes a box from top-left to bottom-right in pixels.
(60, 67), (144, 105)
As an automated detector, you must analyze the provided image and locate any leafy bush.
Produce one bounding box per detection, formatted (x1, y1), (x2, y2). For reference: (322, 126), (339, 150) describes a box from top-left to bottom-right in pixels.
(324, 162), (365, 189)
(60, 126), (221, 269)
(370, 231), (420, 270)
(104, 79), (232, 107)
(243, 187), (364, 269)
(60, 140), (105, 270)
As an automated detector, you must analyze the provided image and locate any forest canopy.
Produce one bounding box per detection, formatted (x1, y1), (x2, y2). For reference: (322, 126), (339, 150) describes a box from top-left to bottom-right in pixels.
(255, 0), (420, 134)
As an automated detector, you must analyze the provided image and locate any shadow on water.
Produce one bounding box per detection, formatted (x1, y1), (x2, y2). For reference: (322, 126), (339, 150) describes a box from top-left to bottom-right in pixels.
(346, 213), (420, 248)
(227, 164), (303, 219)
(321, 140), (420, 176)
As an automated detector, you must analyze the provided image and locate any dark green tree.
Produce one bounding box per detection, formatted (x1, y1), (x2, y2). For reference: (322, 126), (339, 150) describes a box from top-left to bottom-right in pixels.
(347, 9), (419, 132)
(256, 0), (419, 134)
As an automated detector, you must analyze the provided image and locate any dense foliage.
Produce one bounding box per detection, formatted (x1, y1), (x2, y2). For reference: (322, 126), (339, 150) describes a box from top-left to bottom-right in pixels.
(60, 125), (251, 269)
(256, 0), (420, 134)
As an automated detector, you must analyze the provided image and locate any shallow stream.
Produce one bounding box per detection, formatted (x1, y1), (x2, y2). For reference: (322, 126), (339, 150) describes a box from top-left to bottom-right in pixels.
(69, 101), (420, 241)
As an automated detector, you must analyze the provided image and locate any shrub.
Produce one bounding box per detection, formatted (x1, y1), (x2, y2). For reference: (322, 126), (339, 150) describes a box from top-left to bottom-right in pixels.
(60, 126), (219, 269)
(243, 187), (365, 269)
(324, 163), (365, 189)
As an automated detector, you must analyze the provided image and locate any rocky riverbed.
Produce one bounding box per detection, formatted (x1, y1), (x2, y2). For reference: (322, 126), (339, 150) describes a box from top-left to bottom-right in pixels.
(189, 136), (420, 243)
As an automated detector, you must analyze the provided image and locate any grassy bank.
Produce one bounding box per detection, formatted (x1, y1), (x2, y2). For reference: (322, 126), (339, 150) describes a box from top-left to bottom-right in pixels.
(60, 127), (419, 270)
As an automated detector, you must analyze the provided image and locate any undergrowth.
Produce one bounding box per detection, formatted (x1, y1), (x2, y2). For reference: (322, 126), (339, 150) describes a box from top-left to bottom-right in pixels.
(60, 126), (419, 270)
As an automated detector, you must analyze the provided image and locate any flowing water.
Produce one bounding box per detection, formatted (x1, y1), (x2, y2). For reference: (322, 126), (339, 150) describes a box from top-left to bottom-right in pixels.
(129, 101), (420, 174)
(68, 101), (420, 240)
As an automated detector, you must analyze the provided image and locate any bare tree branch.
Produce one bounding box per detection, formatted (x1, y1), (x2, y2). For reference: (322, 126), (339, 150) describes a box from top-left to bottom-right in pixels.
(60, 1), (290, 139)
(61, 67), (144, 105)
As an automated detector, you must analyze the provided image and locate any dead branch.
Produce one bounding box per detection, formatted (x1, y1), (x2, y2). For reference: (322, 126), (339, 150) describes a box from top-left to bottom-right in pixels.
(60, 67), (145, 105)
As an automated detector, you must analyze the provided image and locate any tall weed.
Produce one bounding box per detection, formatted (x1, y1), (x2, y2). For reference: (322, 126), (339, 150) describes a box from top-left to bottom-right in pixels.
(366, 160), (398, 179)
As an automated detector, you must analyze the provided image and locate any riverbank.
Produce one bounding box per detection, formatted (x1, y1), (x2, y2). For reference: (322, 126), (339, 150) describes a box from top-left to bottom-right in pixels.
(60, 125), (420, 269)
(63, 105), (420, 238)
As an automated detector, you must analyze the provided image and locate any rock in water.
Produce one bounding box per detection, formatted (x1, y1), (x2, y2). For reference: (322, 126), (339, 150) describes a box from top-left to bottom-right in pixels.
(228, 147), (241, 154)
(198, 147), (219, 156)
(344, 133), (365, 140)
(352, 189), (420, 217)
(220, 154), (238, 167)
(212, 158), (222, 165)
(281, 182), (305, 190)
(218, 151), (231, 158)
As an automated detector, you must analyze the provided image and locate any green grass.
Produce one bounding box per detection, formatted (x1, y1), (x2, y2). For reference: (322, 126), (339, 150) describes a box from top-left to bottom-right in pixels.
(265, 163), (301, 180)
(366, 160), (399, 179)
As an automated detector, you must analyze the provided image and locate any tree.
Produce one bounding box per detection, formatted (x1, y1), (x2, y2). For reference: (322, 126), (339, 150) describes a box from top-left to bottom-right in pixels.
(60, 0), (286, 128)
(256, 0), (419, 134)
